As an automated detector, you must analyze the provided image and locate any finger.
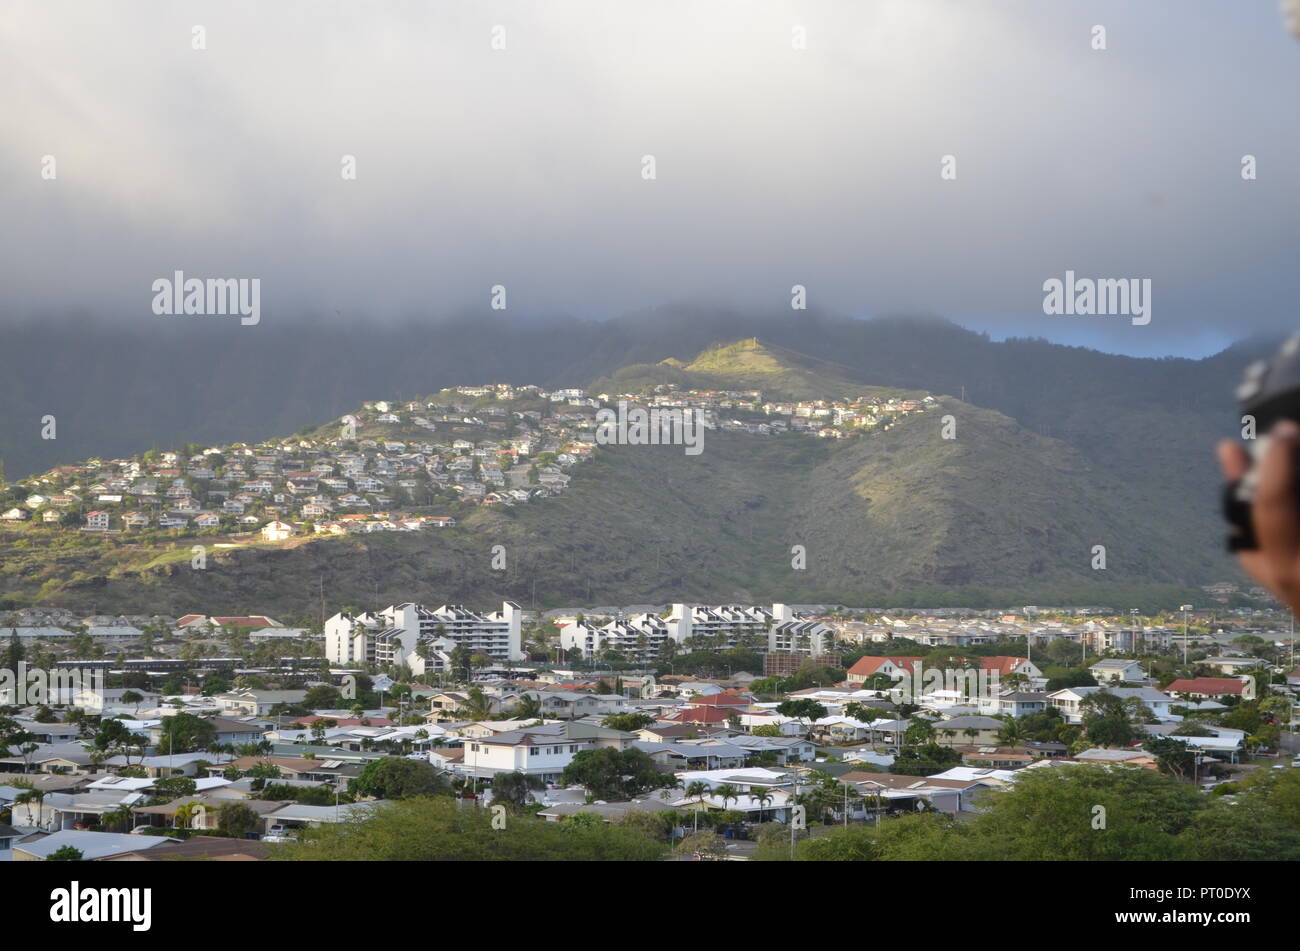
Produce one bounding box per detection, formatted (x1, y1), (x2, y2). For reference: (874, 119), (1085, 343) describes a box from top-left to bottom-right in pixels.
(1217, 440), (1249, 482)
(1253, 420), (1300, 557)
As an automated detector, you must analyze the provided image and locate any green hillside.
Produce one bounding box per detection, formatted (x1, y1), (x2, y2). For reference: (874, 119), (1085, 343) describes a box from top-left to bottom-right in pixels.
(0, 339), (1210, 614)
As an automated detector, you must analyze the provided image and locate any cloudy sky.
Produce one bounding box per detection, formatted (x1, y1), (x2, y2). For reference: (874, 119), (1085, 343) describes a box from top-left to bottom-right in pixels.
(2, 0), (1298, 356)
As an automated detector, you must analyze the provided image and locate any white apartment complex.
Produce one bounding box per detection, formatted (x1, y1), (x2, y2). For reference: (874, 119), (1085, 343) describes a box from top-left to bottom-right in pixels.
(559, 603), (832, 660)
(325, 601), (523, 670)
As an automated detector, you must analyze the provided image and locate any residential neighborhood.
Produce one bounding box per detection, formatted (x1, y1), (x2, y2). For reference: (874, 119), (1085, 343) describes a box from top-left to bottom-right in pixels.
(0, 383), (937, 541)
(2, 596), (1297, 864)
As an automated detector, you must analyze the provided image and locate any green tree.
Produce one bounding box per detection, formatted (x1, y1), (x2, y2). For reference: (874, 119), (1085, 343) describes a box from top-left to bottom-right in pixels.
(903, 718), (936, 747)
(217, 801), (260, 837)
(1080, 691), (1135, 748)
(1142, 735), (1196, 781)
(963, 764), (1202, 860)
(274, 797), (666, 861)
(676, 830), (728, 860)
(774, 699), (828, 738)
(491, 771), (545, 811)
(152, 776), (198, 800)
(601, 712), (654, 732)
(304, 685), (343, 708)
(560, 747), (675, 801)
(349, 757), (449, 800)
(159, 712), (217, 753)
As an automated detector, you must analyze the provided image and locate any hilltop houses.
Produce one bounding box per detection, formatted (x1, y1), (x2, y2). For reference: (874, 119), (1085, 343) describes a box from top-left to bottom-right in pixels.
(261, 520), (296, 542)
(1, 375), (934, 551)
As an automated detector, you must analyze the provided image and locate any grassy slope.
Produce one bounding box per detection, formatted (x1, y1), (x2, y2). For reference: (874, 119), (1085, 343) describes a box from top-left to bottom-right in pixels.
(592, 338), (926, 402)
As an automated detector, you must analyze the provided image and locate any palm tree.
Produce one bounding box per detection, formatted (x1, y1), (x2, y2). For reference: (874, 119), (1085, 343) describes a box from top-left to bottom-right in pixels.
(13, 784), (48, 830)
(752, 787), (773, 823)
(996, 717), (1022, 745)
(685, 781), (708, 833)
(513, 693), (542, 721)
(173, 800), (204, 830)
(714, 783), (740, 812)
(463, 687), (493, 721)
(103, 803), (134, 833)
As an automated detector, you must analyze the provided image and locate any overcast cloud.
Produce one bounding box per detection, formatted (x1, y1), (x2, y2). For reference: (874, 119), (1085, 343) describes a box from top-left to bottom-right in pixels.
(2, 0), (1298, 356)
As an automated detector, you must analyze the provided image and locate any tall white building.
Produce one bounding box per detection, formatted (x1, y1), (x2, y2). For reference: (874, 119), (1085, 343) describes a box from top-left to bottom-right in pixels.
(666, 603), (775, 648)
(559, 612), (672, 661)
(325, 601), (523, 670)
(559, 603), (831, 659)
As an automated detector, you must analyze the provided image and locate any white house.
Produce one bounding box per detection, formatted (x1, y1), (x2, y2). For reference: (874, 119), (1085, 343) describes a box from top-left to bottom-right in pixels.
(1089, 659), (1146, 684)
(261, 520), (297, 541)
(1049, 686), (1174, 724)
(459, 723), (633, 783)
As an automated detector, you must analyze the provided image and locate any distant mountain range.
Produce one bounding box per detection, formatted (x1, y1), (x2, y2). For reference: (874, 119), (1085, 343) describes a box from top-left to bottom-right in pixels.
(0, 311), (1269, 613)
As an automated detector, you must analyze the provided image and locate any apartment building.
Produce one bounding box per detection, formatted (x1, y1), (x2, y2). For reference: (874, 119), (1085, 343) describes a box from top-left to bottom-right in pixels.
(559, 603), (831, 660)
(325, 601), (523, 668)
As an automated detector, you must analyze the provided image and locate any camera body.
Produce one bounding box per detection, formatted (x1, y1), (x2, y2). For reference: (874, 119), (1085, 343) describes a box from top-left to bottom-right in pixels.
(1225, 333), (1300, 550)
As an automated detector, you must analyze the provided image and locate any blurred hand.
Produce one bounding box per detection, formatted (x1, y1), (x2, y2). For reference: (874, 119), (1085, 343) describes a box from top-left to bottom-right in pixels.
(1218, 419), (1300, 612)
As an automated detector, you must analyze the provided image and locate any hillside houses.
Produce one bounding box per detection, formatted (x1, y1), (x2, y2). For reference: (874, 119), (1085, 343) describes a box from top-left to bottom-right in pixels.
(3, 376), (938, 549)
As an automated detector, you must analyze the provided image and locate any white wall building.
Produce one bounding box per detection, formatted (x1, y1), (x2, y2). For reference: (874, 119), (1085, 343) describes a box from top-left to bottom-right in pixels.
(1048, 686), (1174, 724)
(559, 603), (831, 659)
(325, 601), (523, 668)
